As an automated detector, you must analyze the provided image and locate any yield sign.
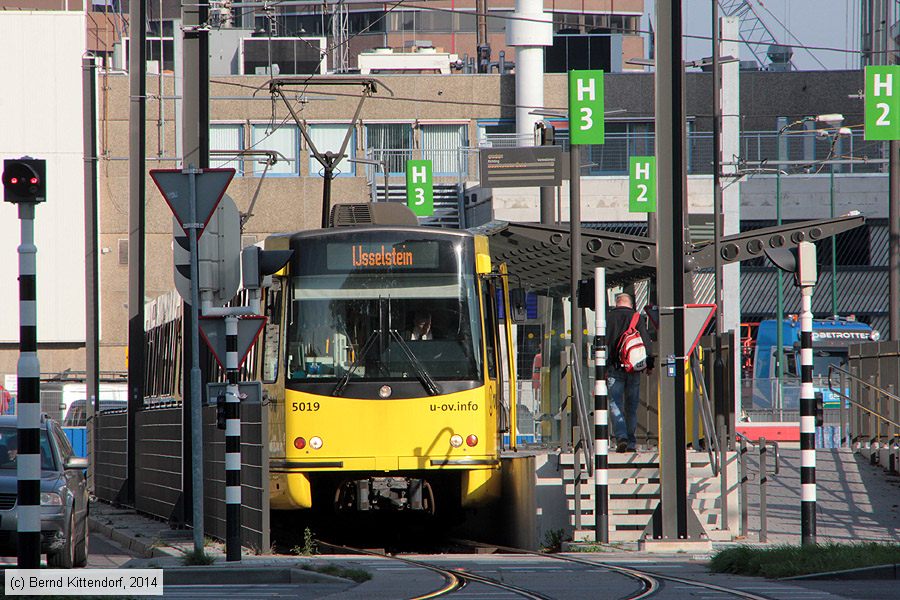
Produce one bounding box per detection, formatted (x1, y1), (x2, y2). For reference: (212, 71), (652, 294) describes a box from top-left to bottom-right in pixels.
(643, 303), (716, 357)
(150, 168), (235, 238)
(199, 315), (267, 370)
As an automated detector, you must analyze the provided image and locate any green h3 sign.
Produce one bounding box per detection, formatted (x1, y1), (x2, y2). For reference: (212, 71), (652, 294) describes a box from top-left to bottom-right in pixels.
(629, 156), (656, 213)
(406, 159), (433, 216)
(865, 65), (900, 140)
(568, 70), (605, 145)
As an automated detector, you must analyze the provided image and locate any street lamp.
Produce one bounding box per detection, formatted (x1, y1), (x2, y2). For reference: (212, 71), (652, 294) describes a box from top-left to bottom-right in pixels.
(349, 157), (390, 202)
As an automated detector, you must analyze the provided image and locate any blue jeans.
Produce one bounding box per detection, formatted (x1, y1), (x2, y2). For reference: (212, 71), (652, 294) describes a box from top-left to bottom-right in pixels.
(608, 367), (641, 449)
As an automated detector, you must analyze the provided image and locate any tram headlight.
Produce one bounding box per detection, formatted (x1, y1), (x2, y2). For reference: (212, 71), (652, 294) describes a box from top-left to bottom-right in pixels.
(310, 436), (323, 450)
(450, 434), (463, 448)
(466, 434), (478, 447)
(294, 437), (306, 450)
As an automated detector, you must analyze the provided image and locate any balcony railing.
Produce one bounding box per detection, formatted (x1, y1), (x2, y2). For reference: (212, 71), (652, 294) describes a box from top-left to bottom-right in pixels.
(474, 130), (888, 176)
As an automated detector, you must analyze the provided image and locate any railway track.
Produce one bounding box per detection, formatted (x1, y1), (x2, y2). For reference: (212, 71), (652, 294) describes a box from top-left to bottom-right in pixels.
(318, 539), (776, 600)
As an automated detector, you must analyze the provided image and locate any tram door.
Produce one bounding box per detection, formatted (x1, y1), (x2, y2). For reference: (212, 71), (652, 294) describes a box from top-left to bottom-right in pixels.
(479, 267), (518, 450)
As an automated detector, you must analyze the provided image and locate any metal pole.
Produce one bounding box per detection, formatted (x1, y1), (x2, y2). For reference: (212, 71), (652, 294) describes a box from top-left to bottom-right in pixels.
(570, 144), (582, 374)
(799, 284), (817, 545)
(775, 172), (784, 418)
(889, 6), (900, 339)
(187, 167), (205, 554)
(593, 268), (608, 543)
(15, 203), (41, 569)
(830, 169), (837, 315)
(712, 1), (723, 333)
(127, 0), (147, 508)
(225, 315), (242, 561)
(759, 436), (768, 543)
(739, 436), (748, 536)
(839, 368), (847, 447)
(82, 56), (100, 495)
(322, 163), (334, 228)
(655, 0), (690, 539)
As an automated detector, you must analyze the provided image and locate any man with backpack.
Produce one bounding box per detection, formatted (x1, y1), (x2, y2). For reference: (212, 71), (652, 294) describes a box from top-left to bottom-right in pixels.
(606, 293), (654, 452)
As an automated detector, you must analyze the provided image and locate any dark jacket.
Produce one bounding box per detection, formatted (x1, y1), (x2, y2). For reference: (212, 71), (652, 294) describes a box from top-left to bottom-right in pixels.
(605, 306), (653, 371)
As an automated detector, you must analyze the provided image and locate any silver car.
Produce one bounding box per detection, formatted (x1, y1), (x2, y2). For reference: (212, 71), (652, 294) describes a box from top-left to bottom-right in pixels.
(0, 415), (89, 567)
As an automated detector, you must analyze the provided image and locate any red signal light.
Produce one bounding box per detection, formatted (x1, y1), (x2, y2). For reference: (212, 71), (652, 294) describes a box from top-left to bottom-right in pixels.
(9, 177), (18, 185)
(29, 177), (38, 185)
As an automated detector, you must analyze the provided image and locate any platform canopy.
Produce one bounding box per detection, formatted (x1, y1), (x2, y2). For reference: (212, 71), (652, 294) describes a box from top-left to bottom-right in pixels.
(471, 221), (656, 293)
(472, 213), (867, 296)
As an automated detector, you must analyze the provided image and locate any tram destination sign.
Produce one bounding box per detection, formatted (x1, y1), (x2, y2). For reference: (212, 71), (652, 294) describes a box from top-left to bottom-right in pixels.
(326, 241), (441, 270)
(479, 146), (563, 188)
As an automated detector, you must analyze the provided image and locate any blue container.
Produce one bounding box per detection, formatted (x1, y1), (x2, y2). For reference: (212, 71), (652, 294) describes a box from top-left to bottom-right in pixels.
(62, 427), (88, 457)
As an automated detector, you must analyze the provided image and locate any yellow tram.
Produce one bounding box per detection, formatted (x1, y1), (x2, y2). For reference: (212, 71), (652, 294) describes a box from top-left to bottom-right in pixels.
(258, 223), (517, 515)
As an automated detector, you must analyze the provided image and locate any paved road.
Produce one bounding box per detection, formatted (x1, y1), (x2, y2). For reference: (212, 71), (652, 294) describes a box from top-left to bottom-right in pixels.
(87, 529), (140, 568)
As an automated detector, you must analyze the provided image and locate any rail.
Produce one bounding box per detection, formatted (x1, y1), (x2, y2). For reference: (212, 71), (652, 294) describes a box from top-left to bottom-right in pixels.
(689, 352), (721, 476)
(828, 364), (900, 427)
(566, 344), (594, 478)
(735, 431), (780, 542)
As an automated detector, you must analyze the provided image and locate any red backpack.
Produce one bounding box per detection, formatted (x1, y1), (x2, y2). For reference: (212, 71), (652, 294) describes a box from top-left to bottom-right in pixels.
(617, 312), (647, 373)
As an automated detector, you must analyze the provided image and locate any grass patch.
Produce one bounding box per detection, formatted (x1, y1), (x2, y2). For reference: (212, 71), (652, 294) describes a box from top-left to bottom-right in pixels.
(302, 564), (372, 583)
(181, 547), (217, 566)
(710, 543), (900, 578)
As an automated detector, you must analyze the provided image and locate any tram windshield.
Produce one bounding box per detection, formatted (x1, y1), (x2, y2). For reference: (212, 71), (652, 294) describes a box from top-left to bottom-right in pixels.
(286, 232), (484, 385)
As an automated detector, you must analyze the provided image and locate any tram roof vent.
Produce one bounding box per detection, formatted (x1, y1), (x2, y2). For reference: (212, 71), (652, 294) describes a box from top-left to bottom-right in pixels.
(330, 203), (419, 227)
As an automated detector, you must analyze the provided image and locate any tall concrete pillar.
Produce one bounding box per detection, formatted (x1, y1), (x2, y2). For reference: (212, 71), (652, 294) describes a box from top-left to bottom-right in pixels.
(721, 16), (742, 423)
(507, 0), (552, 145)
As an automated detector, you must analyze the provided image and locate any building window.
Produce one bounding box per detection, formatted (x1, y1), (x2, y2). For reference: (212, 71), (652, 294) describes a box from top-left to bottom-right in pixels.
(251, 124), (299, 176)
(365, 123), (413, 174)
(210, 124), (244, 175)
(476, 119), (516, 147)
(421, 124), (468, 175)
(307, 124), (356, 176)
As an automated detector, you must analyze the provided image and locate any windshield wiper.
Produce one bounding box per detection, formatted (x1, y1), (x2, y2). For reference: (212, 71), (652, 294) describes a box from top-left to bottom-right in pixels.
(332, 330), (380, 397)
(388, 329), (442, 396)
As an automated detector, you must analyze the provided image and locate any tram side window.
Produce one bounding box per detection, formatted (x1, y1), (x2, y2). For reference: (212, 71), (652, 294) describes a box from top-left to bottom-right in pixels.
(262, 283), (283, 383)
(481, 278), (497, 378)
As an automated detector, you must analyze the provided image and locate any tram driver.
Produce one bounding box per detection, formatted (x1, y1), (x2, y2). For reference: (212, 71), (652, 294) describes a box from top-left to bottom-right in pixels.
(409, 311), (433, 341)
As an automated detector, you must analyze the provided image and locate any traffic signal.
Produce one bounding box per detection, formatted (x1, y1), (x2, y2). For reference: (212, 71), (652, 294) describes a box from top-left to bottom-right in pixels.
(241, 246), (294, 290)
(2, 158), (46, 204)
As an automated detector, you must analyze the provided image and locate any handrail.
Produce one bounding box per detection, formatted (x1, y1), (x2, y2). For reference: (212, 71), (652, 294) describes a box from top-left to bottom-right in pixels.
(735, 431), (780, 475)
(827, 364), (900, 430)
(689, 352), (720, 476)
(567, 344), (594, 478)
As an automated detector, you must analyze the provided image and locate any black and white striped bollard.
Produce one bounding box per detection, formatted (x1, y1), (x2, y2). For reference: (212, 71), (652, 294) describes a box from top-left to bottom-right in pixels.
(799, 284), (816, 545)
(593, 268), (608, 543)
(15, 201), (42, 568)
(794, 240), (817, 546)
(225, 315), (242, 561)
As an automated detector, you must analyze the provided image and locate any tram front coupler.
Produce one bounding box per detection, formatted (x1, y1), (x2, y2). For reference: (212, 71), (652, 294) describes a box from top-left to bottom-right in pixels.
(336, 477), (435, 512)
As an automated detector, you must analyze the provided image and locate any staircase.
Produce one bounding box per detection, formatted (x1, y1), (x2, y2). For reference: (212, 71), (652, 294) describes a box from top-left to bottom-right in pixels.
(559, 450), (738, 542)
(375, 183), (464, 229)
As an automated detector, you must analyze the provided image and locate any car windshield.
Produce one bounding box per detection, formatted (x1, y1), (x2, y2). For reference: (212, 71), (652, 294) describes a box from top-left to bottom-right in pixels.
(0, 427), (56, 470)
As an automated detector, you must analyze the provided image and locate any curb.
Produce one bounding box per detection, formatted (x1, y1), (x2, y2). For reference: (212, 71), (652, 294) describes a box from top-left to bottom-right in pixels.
(160, 565), (352, 585)
(89, 516), (179, 560)
(783, 563), (900, 581)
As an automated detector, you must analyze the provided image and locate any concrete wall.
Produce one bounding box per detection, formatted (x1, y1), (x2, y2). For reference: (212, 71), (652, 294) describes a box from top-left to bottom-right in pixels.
(0, 12), (86, 374)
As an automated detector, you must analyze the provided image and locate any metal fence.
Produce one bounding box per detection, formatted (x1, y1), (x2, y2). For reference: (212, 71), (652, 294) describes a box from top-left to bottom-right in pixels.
(94, 401), (270, 552)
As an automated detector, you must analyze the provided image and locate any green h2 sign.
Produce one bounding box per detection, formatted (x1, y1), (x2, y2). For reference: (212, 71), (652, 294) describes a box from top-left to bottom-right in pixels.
(629, 156), (656, 213)
(568, 70), (605, 145)
(865, 66), (900, 140)
(406, 159), (433, 216)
